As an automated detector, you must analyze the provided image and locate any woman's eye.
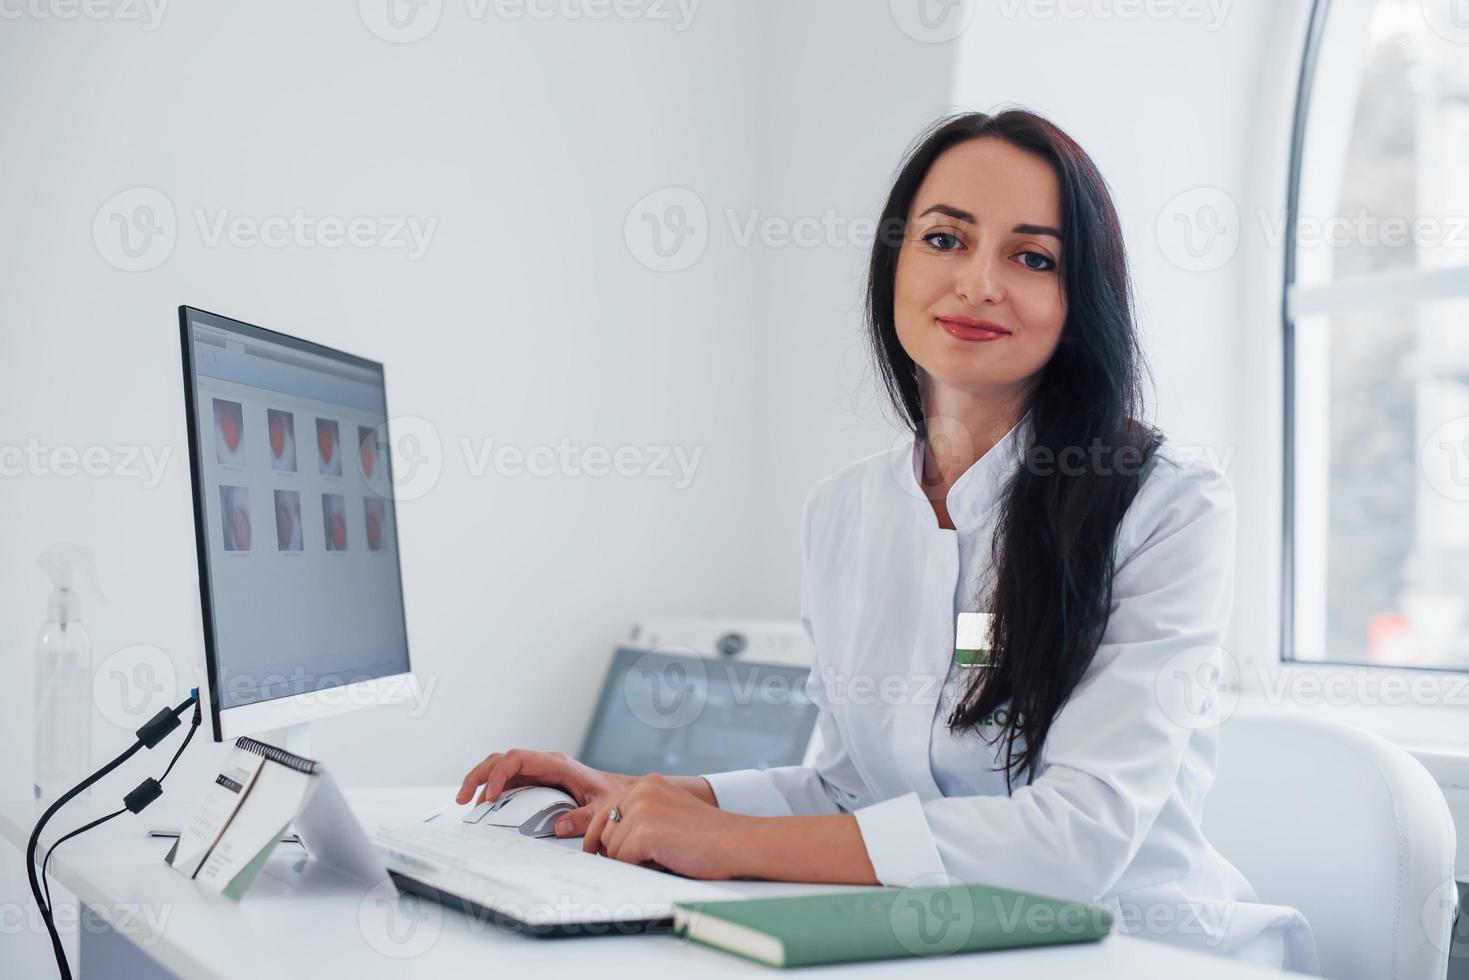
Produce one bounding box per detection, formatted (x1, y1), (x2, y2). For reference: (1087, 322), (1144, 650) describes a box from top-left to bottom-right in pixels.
(922, 231), (962, 251)
(1017, 250), (1056, 272)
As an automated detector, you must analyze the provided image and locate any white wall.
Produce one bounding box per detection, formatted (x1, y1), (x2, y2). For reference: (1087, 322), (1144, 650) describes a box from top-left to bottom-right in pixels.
(0, 0), (1322, 831)
(0, 3), (956, 811)
(6, 0), (1341, 802)
(1, 4), (916, 969)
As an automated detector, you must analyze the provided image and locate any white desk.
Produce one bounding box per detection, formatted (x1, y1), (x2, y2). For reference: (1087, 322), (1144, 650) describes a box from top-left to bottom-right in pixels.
(2, 787), (1300, 979)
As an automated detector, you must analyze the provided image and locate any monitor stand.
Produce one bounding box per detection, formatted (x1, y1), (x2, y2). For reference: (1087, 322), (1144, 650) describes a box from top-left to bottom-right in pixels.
(261, 721), (313, 762)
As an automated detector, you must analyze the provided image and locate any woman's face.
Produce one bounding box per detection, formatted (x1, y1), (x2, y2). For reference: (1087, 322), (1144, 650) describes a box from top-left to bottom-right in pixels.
(894, 137), (1067, 407)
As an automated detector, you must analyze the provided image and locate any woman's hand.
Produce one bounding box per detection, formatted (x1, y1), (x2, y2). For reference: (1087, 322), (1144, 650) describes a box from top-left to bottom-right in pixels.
(581, 773), (749, 880)
(456, 749), (630, 838)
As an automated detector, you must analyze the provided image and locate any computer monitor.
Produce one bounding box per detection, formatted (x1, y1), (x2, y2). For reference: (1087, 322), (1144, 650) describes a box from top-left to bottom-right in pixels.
(578, 647), (818, 777)
(179, 306), (416, 742)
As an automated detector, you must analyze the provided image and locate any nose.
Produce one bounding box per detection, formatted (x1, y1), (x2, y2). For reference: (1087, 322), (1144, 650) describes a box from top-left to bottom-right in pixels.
(954, 250), (1003, 308)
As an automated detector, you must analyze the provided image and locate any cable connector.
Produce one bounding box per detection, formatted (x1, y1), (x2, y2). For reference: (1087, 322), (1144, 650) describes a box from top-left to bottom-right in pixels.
(124, 778), (163, 814)
(136, 706), (182, 748)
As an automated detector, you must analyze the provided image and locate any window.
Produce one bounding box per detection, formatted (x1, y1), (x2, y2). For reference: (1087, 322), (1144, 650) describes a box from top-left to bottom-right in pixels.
(1286, 0), (1469, 669)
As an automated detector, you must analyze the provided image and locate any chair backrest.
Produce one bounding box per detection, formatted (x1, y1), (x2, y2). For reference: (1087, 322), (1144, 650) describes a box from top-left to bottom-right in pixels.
(1202, 712), (1458, 980)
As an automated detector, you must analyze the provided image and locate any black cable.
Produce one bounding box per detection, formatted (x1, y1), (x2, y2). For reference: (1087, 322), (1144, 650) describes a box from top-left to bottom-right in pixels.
(158, 699), (201, 783)
(36, 707), (196, 909)
(26, 737), (146, 980)
(25, 691), (199, 980)
(41, 807), (127, 912)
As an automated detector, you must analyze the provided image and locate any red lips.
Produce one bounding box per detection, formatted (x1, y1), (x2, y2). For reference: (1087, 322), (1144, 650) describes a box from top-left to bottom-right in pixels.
(936, 314), (1010, 332)
(330, 512), (346, 551)
(366, 510), (382, 550)
(360, 437), (375, 478)
(936, 314), (1012, 343)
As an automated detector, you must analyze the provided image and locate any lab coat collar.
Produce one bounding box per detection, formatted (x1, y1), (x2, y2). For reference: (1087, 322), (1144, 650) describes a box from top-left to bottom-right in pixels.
(907, 410), (1033, 531)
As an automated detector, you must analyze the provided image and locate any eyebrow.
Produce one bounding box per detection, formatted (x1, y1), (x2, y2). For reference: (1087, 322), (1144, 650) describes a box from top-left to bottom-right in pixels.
(916, 204), (1062, 241)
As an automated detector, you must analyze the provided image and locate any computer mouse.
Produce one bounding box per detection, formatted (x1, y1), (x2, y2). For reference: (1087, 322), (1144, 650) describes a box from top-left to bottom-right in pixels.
(462, 786), (578, 837)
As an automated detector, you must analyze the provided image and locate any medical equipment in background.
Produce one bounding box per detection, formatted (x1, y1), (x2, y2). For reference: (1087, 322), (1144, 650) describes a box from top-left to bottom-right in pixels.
(577, 617), (820, 777)
(625, 616), (814, 666)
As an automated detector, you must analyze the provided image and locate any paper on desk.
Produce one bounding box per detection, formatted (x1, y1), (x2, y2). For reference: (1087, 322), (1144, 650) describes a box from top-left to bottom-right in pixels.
(166, 744), (314, 899)
(197, 761), (313, 899)
(167, 745), (267, 878)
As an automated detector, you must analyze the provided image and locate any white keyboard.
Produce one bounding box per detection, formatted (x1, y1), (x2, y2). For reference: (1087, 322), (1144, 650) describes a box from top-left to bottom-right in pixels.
(373, 821), (738, 929)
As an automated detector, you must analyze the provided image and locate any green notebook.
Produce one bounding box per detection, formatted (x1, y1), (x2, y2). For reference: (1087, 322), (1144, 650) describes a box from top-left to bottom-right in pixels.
(673, 883), (1112, 968)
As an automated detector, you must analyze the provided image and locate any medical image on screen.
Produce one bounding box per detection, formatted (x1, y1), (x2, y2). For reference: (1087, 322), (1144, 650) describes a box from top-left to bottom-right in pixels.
(220, 485), (251, 551)
(322, 493), (347, 551)
(274, 490), (302, 552)
(364, 497), (387, 551)
(268, 409), (297, 472)
(214, 399), (246, 468)
(316, 417), (341, 476)
(358, 424), (387, 484)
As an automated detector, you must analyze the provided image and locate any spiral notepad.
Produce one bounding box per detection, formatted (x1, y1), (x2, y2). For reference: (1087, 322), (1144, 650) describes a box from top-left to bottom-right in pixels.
(233, 736), (320, 773)
(166, 737), (383, 899)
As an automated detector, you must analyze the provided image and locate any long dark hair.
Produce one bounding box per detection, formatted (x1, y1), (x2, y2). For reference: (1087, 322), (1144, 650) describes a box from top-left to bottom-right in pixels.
(866, 109), (1161, 787)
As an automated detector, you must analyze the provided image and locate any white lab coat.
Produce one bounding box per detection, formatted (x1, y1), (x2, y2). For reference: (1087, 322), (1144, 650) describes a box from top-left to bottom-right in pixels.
(703, 414), (1319, 973)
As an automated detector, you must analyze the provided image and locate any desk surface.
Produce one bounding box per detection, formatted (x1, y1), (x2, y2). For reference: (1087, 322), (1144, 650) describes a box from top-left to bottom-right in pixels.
(2, 787), (1299, 979)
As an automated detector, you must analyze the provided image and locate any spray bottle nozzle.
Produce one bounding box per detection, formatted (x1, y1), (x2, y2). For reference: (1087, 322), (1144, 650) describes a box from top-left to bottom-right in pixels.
(38, 543), (104, 628)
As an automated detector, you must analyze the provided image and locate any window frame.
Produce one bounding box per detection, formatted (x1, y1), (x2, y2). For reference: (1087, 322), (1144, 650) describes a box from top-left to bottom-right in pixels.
(1281, 0), (1469, 679)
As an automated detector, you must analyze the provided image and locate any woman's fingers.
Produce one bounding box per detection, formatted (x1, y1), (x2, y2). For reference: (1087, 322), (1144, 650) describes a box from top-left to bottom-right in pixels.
(456, 752), (504, 804)
(457, 749), (577, 805)
(582, 799), (613, 854)
(476, 773), (536, 805)
(554, 806), (593, 838)
(479, 753), (526, 804)
(595, 791), (648, 863)
(600, 803), (633, 860)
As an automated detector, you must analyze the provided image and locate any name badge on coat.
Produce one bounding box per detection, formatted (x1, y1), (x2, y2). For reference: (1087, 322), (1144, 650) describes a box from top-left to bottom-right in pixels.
(954, 612), (994, 669)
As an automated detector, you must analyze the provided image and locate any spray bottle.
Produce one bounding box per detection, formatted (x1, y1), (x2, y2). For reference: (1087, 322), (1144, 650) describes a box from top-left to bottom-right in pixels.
(34, 544), (98, 805)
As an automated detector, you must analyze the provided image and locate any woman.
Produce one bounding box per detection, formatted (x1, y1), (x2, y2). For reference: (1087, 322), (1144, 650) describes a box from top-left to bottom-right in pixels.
(457, 110), (1317, 971)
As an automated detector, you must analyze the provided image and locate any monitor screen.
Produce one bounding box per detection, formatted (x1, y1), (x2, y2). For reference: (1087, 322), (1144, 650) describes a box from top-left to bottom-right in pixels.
(180, 307), (410, 718)
(578, 648), (818, 777)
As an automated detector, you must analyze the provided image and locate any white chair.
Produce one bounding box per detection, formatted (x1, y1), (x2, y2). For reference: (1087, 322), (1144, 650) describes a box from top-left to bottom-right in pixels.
(1202, 712), (1459, 980)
